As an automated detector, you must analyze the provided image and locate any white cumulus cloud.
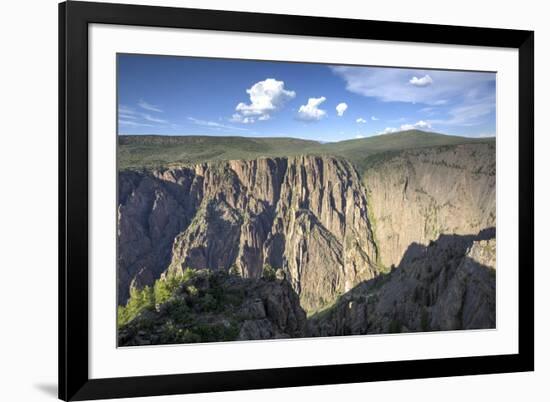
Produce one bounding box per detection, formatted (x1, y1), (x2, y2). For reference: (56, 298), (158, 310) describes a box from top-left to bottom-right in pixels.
(297, 97), (327, 121)
(409, 75), (433, 87)
(400, 120), (432, 130)
(379, 120), (431, 134)
(356, 117), (367, 124)
(233, 78), (295, 123)
(371, 116), (379, 121)
(378, 127), (399, 135)
(230, 113), (256, 124)
(336, 102), (348, 116)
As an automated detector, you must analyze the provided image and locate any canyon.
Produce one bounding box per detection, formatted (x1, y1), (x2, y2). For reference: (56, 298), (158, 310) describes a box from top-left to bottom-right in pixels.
(116, 131), (496, 344)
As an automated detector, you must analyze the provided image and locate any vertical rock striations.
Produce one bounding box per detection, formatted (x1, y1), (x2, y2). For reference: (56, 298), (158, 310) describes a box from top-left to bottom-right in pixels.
(264, 156), (379, 312)
(362, 143), (495, 269)
(119, 156), (380, 313)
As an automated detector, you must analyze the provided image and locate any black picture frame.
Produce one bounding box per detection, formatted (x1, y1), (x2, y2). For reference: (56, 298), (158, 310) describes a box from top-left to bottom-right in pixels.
(59, 1), (534, 400)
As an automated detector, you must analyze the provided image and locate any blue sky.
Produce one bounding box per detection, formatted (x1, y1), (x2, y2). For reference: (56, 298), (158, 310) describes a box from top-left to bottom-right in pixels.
(117, 54), (496, 142)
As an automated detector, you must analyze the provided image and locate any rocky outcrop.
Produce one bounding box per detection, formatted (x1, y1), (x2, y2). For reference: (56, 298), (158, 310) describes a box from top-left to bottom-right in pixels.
(119, 156), (380, 313)
(262, 156), (379, 312)
(363, 143), (495, 269)
(308, 229), (496, 336)
(118, 270), (306, 346)
(236, 275), (307, 341)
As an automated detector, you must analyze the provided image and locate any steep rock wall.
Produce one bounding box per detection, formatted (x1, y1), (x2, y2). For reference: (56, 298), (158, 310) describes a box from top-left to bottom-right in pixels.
(308, 229), (496, 336)
(362, 143), (495, 269)
(119, 156), (380, 313)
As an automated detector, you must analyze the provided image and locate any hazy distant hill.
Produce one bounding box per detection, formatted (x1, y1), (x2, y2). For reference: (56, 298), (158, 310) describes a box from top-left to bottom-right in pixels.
(118, 135), (319, 169)
(118, 130), (494, 172)
(320, 130), (494, 174)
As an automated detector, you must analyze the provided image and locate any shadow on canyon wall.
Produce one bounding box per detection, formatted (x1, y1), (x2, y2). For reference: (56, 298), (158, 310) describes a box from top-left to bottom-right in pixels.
(307, 228), (496, 337)
(117, 228), (497, 345)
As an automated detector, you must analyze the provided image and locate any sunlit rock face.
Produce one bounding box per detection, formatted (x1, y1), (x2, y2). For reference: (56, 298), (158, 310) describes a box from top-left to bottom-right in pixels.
(119, 156), (379, 313)
(362, 143), (495, 268)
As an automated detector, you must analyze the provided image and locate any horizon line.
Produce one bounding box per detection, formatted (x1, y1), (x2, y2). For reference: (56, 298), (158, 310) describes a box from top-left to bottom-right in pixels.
(117, 130), (496, 142)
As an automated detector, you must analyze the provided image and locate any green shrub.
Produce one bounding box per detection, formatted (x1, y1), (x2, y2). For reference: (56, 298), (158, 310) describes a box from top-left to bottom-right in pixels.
(117, 306), (127, 328)
(194, 322), (240, 342)
(159, 321), (179, 343)
(164, 299), (190, 322)
(200, 293), (218, 312)
(388, 319), (402, 333)
(181, 329), (202, 343)
(117, 285), (154, 327)
(119, 268), (199, 328)
(153, 279), (172, 305)
(262, 264), (277, 281)
(154, 268), (198, 304)
(180, 267), (197, 282)
(119, 268), (245, 344)
(187, 285), (199, 297)
(228, 264), (241, 277)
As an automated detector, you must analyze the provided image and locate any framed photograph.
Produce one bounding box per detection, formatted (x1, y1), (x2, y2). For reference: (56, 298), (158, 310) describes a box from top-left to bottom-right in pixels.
(59, 1), (534, 400)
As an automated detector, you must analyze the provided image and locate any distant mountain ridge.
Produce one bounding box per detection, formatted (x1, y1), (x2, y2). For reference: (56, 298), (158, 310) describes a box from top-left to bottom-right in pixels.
(118, 130), (495, 171)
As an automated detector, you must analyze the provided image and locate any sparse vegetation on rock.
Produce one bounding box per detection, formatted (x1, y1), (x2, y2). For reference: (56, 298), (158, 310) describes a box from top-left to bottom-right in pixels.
(118, 269), (306, 346)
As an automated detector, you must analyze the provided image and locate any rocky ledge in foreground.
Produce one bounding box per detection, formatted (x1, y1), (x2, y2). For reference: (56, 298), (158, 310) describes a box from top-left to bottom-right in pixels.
(119, 228), (496, 345)
(118, 269), (306, 346)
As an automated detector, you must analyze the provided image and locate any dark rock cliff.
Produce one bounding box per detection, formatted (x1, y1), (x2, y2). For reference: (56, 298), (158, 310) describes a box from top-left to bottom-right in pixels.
(118, 156), (380, 313)
(307, 229), (496, 336)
